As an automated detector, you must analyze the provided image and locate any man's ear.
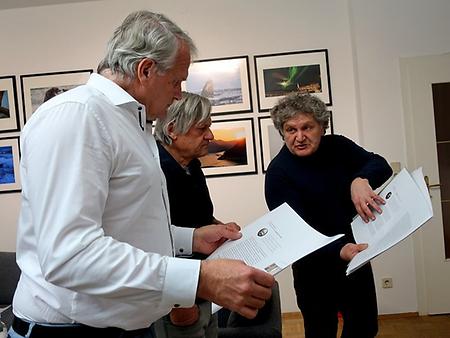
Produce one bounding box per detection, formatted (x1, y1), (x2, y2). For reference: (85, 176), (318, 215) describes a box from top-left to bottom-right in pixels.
(167, 122), (177, 141)
(136, 58), (156, 82)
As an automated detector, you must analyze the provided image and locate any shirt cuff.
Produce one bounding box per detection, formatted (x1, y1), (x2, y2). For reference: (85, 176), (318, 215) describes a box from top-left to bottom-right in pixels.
(162, 257), (200, 308)
(171, 225), (194, 256)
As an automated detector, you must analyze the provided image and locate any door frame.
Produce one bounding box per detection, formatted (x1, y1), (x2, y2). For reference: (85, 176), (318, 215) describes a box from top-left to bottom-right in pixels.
(400, 53), (450, 315)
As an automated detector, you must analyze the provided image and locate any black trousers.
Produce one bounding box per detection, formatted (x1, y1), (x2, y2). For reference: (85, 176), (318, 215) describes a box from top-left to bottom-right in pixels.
(293, 259), (378, 338)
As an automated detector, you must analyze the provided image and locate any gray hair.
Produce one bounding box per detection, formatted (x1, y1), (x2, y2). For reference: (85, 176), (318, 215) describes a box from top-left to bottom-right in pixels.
(154, 92), (211, 145)
(270, 92), (330, 136)
(98, 10), (197, 78)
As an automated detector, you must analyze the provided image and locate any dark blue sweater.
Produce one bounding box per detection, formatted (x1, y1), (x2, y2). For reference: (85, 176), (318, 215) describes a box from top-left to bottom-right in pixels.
(265, 134), (393, 265)
(158, 142), (214, 230)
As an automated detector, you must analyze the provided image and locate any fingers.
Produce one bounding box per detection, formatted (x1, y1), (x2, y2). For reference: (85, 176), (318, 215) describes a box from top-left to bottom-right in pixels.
(236, 305), (260, 319)
(253, 268), (276, 289)
(351, 177), (385, 222)
(197, 259), (275, 319)
(224, 222), (241, 232)
(340, 243), (368, 261)
(356, 194), (385, 222)
(356, 243), (368, 252)
(221, 222), (242, 240)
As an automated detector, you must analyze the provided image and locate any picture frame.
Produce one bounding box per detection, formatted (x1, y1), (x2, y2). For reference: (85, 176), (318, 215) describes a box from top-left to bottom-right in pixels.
(0, 136), (21, 193)
(199, 117), (257, 177)
(254, 49), (332, 112)
(20, 69), (93, 122)
(258, 112), (333, 172)
(0, 76), (20, 133)
(183, 56), (252, 115)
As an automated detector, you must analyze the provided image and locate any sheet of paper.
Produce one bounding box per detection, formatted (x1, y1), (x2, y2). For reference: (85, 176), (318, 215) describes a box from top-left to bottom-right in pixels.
(207, 202), (344, 313)
(347, 168), (433, 275)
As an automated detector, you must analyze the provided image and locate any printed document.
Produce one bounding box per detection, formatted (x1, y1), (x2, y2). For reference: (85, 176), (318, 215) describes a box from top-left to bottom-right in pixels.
(207, 202), (344, 313)
(347, 167), (433, 275)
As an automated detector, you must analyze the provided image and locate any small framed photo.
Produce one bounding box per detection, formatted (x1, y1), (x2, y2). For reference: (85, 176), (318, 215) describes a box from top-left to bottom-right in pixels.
(183, 56), (252, 115)
(254, 49), (332, 112)
(20, 69), (93, 122)
(0, 136), (21, 193)
(200, 117), (257, 177)
(258, 112), (333, 172)
(0, 76), (20, 133)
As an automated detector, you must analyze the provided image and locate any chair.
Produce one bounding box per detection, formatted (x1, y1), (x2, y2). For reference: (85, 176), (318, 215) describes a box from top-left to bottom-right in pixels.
(218, 281), (282, 338)
(0, 252), (21, 330)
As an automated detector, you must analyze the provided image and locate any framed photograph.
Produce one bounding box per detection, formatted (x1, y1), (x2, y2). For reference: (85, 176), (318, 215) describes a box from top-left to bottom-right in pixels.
(183, 56), (252, 115)
(199, 117), (257, 177)
(254, 49), (332, 111)
(258, 112), (333, 172)
(20, 69), (93, 122)
(0, 76), (20, 133)
(0, 136), (21, 193)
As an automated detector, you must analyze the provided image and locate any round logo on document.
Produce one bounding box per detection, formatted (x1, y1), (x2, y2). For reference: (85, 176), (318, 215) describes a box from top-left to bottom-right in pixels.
(257, 228), (268, 237)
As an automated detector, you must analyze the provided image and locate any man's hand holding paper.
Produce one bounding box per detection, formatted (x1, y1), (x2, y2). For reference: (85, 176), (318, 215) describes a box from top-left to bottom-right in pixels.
(347, 168), (433, 275)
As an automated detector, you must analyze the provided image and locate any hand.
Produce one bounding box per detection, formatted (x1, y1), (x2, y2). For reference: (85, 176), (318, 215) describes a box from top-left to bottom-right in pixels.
(351, 177), (385, 223)
(340, 243), (368, 261)
(197, 259), (275, 319)
(193, 222), (241, 255)
(169, 305), (199, 326)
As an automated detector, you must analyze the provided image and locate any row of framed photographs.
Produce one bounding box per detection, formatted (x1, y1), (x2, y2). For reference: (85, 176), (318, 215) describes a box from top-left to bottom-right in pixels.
(0, 113), (334, 193)
(0, 48), (333, 192)
(0, 70), (93, 133)
(0, 49), (331, 133)
(184, 49), (332, 115)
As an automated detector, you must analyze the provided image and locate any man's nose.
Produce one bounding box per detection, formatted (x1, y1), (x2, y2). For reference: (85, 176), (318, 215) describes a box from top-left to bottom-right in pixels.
(205, 128), (214, 140)
(295, 130), (305, 141)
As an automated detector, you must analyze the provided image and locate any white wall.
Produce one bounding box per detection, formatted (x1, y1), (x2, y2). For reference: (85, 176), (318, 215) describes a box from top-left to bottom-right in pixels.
(1, 0), (449, 315)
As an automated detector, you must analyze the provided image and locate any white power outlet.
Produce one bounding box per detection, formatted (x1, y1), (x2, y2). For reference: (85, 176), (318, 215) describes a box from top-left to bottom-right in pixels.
(382, 278), (393, 288)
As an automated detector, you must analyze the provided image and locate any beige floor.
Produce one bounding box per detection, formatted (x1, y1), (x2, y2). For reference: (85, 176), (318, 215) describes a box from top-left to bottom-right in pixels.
(282, 312), (450, 338)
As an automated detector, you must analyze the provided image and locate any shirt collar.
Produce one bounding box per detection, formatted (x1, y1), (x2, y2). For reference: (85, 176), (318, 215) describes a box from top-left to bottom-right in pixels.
(87, 73), (146, 130)
(87, 73), (139, 107)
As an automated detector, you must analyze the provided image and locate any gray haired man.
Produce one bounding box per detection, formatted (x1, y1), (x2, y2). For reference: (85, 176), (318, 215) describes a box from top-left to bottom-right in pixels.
(10, 10), (274, 338)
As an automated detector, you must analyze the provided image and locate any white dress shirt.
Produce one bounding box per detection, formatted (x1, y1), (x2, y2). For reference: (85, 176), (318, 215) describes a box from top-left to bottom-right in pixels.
(13, 74), (200, 330)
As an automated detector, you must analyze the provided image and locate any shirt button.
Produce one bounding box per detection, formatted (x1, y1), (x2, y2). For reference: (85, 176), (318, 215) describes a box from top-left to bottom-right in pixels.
(138, 106), (142, 111)
(179, 248), (184, 253)
(174, 304), (180, 308)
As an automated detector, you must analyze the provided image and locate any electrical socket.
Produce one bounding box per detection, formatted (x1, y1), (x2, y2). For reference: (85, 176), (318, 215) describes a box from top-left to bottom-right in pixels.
(382, 278), (393, 288)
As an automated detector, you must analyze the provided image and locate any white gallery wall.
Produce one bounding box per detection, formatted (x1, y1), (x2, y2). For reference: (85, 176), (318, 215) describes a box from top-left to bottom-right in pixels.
(0, 0), (449, 314)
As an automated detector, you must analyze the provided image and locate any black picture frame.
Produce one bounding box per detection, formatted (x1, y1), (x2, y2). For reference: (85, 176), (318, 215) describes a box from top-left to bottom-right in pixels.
(183, 56), (252, 115)
(0, 75), (20, 133)
(0, 136), (21, 194)
(254, 49), (332, 112)
(200, 117), (257, 177)
(20, 69), (93, 122)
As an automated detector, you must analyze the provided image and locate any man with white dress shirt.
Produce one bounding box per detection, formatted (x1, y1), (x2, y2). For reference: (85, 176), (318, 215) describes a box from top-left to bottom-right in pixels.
(9, 10), (274, 338)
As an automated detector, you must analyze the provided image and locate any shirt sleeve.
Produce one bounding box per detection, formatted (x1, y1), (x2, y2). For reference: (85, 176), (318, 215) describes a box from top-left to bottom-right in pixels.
(171, 225), (194, 256)
(162, 257), (200, 308)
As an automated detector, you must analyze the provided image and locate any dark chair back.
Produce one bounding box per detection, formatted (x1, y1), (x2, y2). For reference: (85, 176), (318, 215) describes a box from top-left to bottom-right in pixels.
(0, 252), (21, 329)
(0, 252), (21, 307)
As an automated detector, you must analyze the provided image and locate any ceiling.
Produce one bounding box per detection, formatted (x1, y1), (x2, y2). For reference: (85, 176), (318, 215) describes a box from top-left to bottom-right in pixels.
(0, 0), (101, 11)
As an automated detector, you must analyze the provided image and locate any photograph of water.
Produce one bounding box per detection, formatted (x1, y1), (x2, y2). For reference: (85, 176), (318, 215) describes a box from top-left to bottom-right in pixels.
(0, 145), (15, 184)
(185, 58), (244, 107)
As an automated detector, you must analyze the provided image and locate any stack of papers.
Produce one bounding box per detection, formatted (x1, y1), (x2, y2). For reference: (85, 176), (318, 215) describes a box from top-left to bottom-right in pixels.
(347, 167), (433, 275)
(207, 202), (343, 275)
